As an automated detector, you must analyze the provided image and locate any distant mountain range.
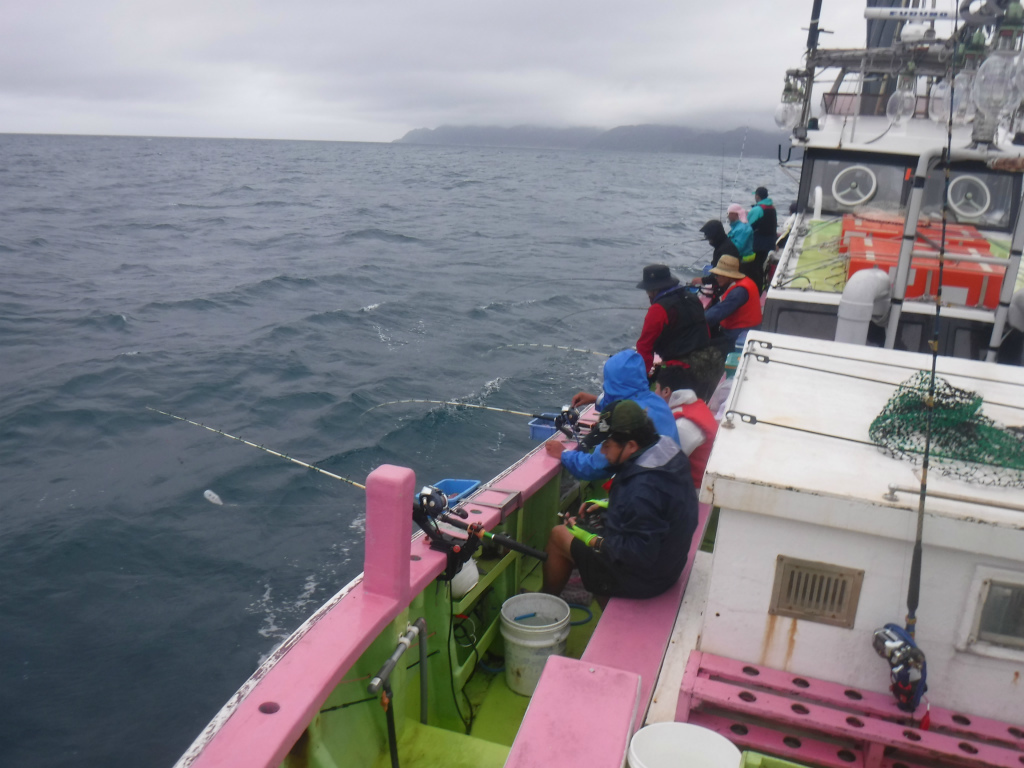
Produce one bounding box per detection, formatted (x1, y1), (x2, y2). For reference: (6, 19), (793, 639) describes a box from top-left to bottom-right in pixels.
(394, 124), (794, 158)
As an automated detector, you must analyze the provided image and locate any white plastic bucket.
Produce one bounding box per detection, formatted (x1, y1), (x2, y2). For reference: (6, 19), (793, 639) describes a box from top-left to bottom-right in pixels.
(628, 723), (741, 768)
(499, 593), (571, 696)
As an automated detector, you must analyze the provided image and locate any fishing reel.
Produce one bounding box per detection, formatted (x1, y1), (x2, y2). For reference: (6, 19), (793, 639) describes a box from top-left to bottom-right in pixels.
(411, 485), (481, 582)
(873, 623), (928, 713)
(552, 404), (581, 440)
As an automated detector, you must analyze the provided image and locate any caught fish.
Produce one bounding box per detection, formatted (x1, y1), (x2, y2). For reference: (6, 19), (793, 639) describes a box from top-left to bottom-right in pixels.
(203, 489), (223, 506)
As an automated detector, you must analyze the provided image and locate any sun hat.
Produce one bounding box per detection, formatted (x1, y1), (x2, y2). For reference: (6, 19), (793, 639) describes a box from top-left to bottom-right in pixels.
(636, 264), (680, 291)
(709, 254), (745, 280)
(727, 203), (748, 223)
(580, 399), (655, 449)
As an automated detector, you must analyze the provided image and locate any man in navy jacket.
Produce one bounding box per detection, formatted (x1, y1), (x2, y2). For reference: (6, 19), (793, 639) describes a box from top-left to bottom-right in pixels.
(541, 400), (698, 600)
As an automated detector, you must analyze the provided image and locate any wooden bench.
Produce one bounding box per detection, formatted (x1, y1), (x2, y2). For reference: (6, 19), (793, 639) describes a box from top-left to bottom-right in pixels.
(678, 651), (1024, 768)
(505, 655), (641, 768)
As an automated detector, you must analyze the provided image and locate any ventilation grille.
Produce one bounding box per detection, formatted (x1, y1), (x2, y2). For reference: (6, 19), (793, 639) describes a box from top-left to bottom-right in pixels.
(769, 556), (864, 628)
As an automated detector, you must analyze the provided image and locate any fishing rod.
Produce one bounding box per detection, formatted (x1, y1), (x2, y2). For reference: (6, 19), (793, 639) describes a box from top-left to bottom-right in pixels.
(363, 399), (543, 419)
(146, 407), (367, 490)
(439, 512), (548, 562)
(364, 400), (583, 440)
(494, 343), (610, 358)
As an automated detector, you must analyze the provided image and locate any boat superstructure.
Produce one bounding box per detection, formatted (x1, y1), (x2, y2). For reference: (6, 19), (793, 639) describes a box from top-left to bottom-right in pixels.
(766, 0), (1024, 366)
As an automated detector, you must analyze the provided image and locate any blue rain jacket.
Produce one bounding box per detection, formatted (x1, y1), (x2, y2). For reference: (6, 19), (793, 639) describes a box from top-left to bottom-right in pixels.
(561, 350), (681, 480)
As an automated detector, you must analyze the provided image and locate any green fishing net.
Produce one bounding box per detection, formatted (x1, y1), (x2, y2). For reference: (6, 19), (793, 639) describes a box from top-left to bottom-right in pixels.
(869, 371), (1024, 486)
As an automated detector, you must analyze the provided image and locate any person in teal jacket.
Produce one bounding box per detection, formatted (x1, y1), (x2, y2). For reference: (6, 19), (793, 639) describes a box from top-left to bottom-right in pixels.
(726, 203), (754, 259)
(544, 349), (681, 481)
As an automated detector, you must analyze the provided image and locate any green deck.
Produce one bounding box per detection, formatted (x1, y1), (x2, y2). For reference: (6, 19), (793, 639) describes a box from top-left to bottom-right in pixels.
(280, 471), (605, 768)
(789, 218), (1024, 294)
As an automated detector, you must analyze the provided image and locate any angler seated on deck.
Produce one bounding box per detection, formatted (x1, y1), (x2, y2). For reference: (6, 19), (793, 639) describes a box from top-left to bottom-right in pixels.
(540, 400), (698, 602)
(704, 254), (763, 355)
(652, 362), (719, 491)
(546, 349), (680, 481)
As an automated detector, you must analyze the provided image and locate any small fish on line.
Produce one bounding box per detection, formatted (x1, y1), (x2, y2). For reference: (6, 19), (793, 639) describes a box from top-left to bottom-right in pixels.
(204, 489), (223, 506)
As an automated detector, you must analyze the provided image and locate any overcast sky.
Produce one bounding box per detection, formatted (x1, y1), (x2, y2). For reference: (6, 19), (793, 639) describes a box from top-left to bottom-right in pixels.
(1, 1), (954, 143)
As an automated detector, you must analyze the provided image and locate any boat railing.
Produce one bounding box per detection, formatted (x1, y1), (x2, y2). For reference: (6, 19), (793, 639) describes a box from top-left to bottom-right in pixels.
(821, 91), (932, 119)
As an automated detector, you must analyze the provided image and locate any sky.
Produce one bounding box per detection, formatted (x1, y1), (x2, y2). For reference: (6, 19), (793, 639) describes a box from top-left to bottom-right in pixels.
(0, 1), (947, 143)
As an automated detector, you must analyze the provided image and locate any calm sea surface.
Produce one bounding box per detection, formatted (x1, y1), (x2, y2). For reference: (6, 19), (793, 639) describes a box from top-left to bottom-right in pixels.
(0, 134), (795, 767)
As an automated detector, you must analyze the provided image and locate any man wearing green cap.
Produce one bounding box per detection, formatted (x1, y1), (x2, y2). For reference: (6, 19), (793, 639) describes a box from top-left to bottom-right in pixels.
(540, 399), (698, 601)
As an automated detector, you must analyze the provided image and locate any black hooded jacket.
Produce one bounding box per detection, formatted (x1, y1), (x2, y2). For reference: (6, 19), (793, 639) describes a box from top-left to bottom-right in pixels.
(699, 220), (740, 267)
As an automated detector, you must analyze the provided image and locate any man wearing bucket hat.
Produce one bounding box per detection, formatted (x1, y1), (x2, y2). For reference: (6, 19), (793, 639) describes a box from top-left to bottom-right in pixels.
(704, 254), (763, 353)
(540, 399), (698, 601)
(634, 264), (710, 376)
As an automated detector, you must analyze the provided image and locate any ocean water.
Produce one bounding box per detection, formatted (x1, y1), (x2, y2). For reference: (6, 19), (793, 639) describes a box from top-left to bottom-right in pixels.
(0, 133), (796, 767)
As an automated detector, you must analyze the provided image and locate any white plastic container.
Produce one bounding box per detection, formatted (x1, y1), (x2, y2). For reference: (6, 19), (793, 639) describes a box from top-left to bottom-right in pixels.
(499, 593), (570, 696)
(628, 723), (741, 768)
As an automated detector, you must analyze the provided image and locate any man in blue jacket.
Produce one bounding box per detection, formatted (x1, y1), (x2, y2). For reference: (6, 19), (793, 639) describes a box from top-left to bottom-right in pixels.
(545, 349), (681, 481)
(541, 399), (698, 600)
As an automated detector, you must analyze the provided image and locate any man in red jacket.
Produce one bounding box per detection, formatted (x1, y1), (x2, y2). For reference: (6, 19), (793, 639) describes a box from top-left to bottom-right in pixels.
(704, 254), (762, 354)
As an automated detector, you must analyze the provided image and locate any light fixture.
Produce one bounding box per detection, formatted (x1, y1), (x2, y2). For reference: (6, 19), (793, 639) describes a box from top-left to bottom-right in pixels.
(886, 70), (918, 126)
(774, 75), (804, 130)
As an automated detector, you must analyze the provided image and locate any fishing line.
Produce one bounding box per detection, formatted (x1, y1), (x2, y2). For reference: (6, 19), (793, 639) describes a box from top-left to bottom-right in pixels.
(146, 407), (367, 490)
(362, 399), (547, 419)
(495, 343), (610, 358)
(555, 306), (647, 323)
(506, 277), (636, 293)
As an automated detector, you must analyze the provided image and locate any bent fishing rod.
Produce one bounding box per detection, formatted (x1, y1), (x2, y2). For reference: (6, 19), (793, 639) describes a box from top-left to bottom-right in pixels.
(146, 407), (367, 490)
(363, 399), (541, 418)
(363, 400), (582, 440)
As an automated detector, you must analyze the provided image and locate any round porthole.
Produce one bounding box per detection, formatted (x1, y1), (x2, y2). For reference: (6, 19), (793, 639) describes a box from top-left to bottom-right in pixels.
(947, 175), (991, 218)
(832, 165), (878, 207)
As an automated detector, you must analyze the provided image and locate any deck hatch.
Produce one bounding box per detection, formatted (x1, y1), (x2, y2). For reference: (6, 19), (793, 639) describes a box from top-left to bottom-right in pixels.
(769, 556), (864, 628)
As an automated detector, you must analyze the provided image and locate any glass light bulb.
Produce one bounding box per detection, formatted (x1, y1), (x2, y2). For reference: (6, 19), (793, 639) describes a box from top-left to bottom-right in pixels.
(774, 102), (801, 130)
(952, 71), (977, 124)
(972, 52), (1017, 114)
(929, 80), (950, 123)
(886, 89), (917, 126)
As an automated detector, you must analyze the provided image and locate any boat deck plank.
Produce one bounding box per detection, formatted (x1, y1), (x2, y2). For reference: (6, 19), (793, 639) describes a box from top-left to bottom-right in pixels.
(678, 652), (1024, 768)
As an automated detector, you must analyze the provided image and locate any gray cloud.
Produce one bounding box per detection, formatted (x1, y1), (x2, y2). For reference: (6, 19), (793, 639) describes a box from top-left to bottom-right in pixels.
(0, 0), (922, 141)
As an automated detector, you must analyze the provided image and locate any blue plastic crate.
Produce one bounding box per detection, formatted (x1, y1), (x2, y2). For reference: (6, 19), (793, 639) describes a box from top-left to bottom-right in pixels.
(528, 417), (558, 441)
(433, 478), (480, 506)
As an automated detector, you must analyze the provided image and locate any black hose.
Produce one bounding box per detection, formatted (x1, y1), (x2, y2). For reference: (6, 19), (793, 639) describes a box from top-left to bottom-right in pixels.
(383, 682), (400, 768)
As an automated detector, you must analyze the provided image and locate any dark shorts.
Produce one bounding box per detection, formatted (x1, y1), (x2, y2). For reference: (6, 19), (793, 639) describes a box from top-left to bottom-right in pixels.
(570, 539), (665, 599)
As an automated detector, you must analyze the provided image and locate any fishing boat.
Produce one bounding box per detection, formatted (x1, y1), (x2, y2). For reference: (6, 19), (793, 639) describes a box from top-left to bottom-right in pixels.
(173, 3), (1024, 767)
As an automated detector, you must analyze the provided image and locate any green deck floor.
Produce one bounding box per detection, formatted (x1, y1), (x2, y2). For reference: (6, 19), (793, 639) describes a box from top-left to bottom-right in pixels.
(790, 218), (1024, 294)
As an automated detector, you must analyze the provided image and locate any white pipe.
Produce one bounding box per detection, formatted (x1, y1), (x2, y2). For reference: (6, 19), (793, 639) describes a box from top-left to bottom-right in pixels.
(813, 186), (823, 221)
(986, 208), (1024, 360)
(1009, 290), (1024, 332)
(836, 268), (891, 345)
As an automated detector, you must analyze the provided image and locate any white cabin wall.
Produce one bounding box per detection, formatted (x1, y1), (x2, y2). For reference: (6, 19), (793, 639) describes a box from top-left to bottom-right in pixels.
(700, 507), (1024, 721)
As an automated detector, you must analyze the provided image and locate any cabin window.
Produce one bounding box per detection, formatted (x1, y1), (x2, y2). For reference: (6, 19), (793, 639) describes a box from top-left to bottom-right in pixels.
(921, 167), (1019, 231)
(957, 565), (1024, 660)
(978, 583), (1024, 649)
(769, 556), (864, 629)
(803, 158), (912, 217)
